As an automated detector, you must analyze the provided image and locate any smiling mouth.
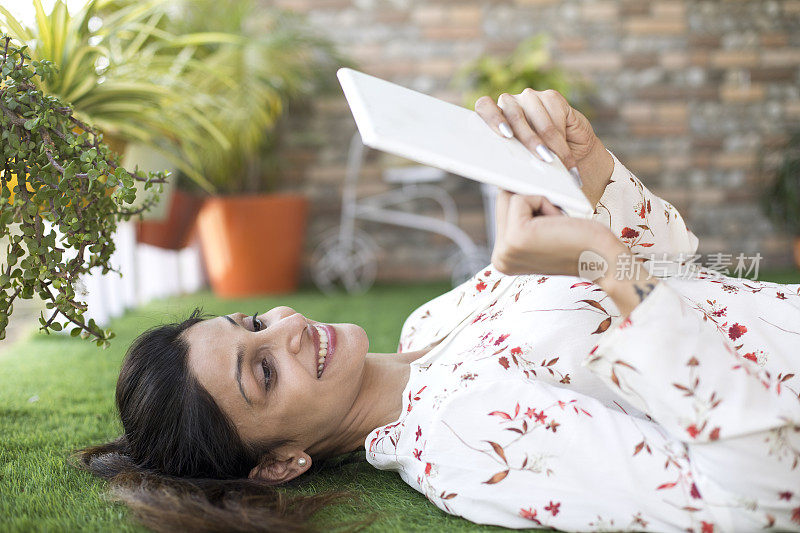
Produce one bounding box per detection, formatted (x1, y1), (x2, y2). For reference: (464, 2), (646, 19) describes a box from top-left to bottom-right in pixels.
(313, 325), (332, 378)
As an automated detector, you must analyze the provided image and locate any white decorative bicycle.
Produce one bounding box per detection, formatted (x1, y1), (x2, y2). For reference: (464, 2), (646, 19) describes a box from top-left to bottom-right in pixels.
(310, 132), (495, 294)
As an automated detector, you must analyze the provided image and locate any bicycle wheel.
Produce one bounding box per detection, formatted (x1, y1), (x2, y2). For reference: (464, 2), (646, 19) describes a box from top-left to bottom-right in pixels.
(310, 228), (379, 294)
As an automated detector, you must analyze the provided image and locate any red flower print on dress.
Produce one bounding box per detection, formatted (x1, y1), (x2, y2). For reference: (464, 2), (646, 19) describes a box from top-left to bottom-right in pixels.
(519, 508), (542, 525)
(484, 270), (492, 276)
(690, 483), (702, 499)
(721, 284), (739, 293)
(686, 425), (700, 438)
(777, 292), (787, 300)
(535, 411), (548, 423)
(476, 281), (487, 292)
(792, 507), (800, 524)
(621, 227), (640, 239)
(637, 203), (646, 219)
(498, 356), (510, 369)
(743, 352), (757, 362)
(494, 334), (509, 346)
(525, 407), (536, 419)
(701, 521), (715, 533)
(728, 322), (747, 340)
(424, 462), (432, 475)
(413, 448), (422, 460)
(415, 426), (422, 441)
(779, 491), (793, 501)
(544, 501), (561, 516)
(510, 346), (523, 356)
(407, 386), (427, 412)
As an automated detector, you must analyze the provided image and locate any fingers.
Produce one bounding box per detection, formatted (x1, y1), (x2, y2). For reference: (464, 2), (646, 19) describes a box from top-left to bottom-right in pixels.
(493, 193), (568, 274)
(507, 194), (564, 231)
(507, 194), (543, 226)
(497, 93), (555, 163)
(538, 196), (564, 216)
(517, 89), (579, 172)
(475, 95), (514, 139)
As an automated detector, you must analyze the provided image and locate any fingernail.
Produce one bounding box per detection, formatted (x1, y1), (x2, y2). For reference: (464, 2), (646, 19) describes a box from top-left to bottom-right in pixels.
(535, 144), (555, 163)
(569, 166), (583, 187)
(498, 122), (513, 139)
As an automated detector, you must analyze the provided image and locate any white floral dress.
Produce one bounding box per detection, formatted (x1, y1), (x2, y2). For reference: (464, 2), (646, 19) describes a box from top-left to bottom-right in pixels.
(365, 152), (800, 532)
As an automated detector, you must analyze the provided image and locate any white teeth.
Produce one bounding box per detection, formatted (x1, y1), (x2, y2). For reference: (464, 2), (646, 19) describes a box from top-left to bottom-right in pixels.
(315, 325), (329, 378)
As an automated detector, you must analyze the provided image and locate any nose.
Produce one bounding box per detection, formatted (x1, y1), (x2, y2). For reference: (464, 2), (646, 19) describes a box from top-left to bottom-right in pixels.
(257, 307), (307, 353)
(268, 306), (295, 321)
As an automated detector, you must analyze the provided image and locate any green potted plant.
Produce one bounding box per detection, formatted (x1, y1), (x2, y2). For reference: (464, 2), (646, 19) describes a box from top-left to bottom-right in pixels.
(454, 34), (593, 112)
(0, 0), (230, 191)
(0, 0), (259, 251)
(0, 36), (164, 345)
(762, 129), (800, 269)
(1, 0), (227, 253)
(171, 0), (344, 297)
(3, 0), (345, 297)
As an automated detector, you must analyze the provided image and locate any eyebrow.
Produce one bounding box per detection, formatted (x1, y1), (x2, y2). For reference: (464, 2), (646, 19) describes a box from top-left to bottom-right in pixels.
(223, 316), (252, 406)
(235, 345), (251, 406)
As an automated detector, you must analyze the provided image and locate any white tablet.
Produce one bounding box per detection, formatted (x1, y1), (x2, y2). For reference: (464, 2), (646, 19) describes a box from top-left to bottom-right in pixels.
(337, 68), (594, 218)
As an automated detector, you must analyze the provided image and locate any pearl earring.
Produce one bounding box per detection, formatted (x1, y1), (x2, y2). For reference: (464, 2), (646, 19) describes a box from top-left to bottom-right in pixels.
(297, 457), (307, 467)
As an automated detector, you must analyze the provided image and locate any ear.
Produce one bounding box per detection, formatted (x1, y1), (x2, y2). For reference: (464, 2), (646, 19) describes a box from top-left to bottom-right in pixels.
(248, 450), (311, 484)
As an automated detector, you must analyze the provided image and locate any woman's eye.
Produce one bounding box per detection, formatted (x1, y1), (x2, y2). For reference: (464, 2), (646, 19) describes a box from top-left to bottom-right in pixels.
(261, 359), (272, 390)
(252, 313), (263, 332)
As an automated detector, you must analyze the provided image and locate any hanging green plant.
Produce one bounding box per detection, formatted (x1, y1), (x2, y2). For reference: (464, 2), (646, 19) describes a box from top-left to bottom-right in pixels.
(0, 36), (166, 347)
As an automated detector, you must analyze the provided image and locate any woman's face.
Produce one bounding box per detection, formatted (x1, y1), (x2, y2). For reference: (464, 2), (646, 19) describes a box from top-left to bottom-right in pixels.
(183, 306), (369, 453)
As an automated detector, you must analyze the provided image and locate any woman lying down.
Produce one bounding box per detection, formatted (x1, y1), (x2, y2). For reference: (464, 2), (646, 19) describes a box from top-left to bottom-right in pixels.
(79, 89), (800, 533)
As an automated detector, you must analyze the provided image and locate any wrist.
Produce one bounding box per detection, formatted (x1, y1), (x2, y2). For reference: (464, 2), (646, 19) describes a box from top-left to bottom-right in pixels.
(598, 261), (659, 317)
(593, 233), (659, 316)
(576, 139), (614, 207)
(594, 236), (632, 295)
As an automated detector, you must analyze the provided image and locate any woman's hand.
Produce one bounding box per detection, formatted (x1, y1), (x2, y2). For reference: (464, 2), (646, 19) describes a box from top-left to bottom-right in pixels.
(492, 190), (659, 317)
(475, 89), (614, 207)
(491, 190), (625, 278)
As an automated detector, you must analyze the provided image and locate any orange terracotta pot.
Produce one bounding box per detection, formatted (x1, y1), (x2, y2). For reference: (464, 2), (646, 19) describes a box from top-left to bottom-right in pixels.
(136, 190), (205, 250)
(196, 193), (308, 297)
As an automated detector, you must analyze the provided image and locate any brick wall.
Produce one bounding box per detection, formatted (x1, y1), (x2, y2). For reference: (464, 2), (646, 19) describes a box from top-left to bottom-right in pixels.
(267, 0), (800, 283)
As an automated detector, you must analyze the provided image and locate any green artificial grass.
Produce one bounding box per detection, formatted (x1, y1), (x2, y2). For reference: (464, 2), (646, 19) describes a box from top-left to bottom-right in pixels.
(2, 270), (799, 532)
(0, 281), (509, 533)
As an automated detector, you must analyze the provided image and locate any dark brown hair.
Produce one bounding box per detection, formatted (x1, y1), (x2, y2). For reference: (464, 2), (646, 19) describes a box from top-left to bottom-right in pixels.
(75, 309), (343, 532)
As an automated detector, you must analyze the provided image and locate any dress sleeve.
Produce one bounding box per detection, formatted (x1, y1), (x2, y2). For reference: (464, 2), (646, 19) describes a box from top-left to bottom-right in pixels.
(583, 281), (800, 443)
(592, 151), (699, 258)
